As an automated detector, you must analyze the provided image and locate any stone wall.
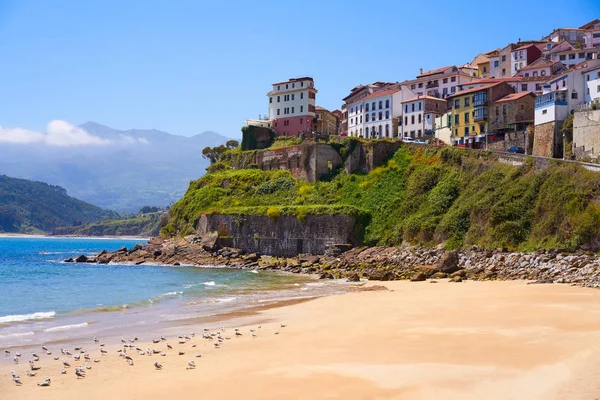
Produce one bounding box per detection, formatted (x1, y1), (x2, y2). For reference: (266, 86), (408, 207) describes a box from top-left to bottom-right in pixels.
(573, 109), (600, 161)
(486, 131), (529, 152)
(344, 140), (402, 174)
(196, 214), (357, 257)
(533, 121), (563, 158)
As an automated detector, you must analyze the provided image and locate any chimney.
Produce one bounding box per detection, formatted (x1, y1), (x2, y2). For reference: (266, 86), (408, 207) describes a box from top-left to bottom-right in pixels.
(419, 68), (423, 75)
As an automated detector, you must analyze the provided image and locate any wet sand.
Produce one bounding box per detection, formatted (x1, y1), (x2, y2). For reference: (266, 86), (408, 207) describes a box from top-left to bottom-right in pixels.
(3, 280), (600, 399)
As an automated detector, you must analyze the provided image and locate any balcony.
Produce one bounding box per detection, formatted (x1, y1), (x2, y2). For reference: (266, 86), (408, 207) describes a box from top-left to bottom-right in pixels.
(473, 106), (488, 121)
(473, 93), (488, 106)
(535, 91), (568, 108)
(426, 82), (439, 89)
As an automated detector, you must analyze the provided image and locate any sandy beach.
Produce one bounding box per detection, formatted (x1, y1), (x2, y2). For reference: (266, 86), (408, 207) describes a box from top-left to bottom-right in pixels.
(3, 280), (600, 399)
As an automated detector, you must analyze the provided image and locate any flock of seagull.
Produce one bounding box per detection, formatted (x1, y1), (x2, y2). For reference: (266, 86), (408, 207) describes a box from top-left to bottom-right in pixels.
(5, 323), (287, 388)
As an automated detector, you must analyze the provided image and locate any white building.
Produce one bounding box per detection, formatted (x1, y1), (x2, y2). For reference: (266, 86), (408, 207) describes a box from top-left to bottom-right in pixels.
(583, 65), (600, 104)
(267, 77), (317, 136)
(405, 65), (478, 99)
(347, 86), (416, 139)
(399, 95), (448, 139)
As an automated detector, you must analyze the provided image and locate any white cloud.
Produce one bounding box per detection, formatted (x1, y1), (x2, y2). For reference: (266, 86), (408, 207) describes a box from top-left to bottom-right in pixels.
(0, 120), (111, 147)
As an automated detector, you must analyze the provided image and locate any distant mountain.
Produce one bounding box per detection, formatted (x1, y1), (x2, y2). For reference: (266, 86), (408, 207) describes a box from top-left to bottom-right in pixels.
(0, 175), (117, 234)
(0, 122), (237, 213)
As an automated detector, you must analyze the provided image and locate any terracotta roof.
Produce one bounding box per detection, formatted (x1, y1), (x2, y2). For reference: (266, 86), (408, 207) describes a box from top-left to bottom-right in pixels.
(417, 65), (454, 77)
(580, 19), (600, 30)
(518, 59), (560, 71)
(470, 77), (524, 84)
(401, 95), (448, 104)
(447, 82), (503, 98)
(361, 89), (400, 100)
(484, 49), (500, 57)
(515, 44), (537, 51)
(494, 92), (535, 103)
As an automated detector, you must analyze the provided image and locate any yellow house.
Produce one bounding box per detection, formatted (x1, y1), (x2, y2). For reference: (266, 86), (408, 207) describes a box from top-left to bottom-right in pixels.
(448, 82), (514, 145)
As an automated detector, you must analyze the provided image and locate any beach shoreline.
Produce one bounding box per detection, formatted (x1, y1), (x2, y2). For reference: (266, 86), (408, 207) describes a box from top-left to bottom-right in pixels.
(0, 233), (150, 241)
(3, 279), (600, 399)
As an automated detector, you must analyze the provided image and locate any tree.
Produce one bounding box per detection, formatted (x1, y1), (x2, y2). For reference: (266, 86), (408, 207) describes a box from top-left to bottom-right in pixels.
(202, 145), (228, 164)
(226, 140), (239, 150)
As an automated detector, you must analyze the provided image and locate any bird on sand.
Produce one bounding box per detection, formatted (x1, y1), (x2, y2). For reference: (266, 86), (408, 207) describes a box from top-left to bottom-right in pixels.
(154, 362), (162, 370)
(60, 368), (66, 374)
(37, 377), (51, 387)
(75, 368), (85, 379)
(13, 376), (22, 385)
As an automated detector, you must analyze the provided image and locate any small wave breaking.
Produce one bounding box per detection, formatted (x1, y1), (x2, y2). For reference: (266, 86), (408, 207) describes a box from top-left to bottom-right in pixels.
(43, 322), (88, 332)
(0, 311), (56, 324)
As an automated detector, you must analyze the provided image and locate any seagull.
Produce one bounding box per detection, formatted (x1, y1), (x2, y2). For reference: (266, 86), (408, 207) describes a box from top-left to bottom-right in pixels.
(235, 331), (243, 336)
(53, 356), (59, 361)
(26, 370), (36, 377)
(127, 359), (134, 366)
(280, 324), (287, 328)
(84, 353), (90, 360)
(13, 356), (18, 364)
(154, 362), (162, 370)
(194, 353), (201, 358)
(37, 377), (51, 387)
(61, 368), (66, 374)
(14, 377), (22, 385)
(274, 331), (279, 335)
(85, 362), (92, 370)
(187, 360), (196, 369)
(258, 325), (261, 329)
(74, 347), (82, 351)
(41, 345), (48, 351)
(100, 348), (107, 354)
(30, 364), (41, 371)
(125, 355), (133, 362)
(167, 343), (173, 350)
(121, 337), (126, 344)
(160, 336), (166, 341)
(62, 359), (71, 367)
(10, 371), (19, 379)
(46, 351), (52, 356)
(213, 342), (220, 348)
(75, 369), (85, 379)
(178, 351), (185, 356)
(5, 349), (10, 355)
(15, 352), (22, 357)
(251, 332), (257, 338)
(160, 353), (166, 357)
(73, 354), (81, 361)
(93, 359), (100, 363)
(153, 339), (160, 344)
(93, 336), (99, 343)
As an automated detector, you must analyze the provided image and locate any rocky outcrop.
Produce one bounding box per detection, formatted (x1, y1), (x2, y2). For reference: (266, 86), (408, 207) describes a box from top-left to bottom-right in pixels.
(79, 238), (600, 289)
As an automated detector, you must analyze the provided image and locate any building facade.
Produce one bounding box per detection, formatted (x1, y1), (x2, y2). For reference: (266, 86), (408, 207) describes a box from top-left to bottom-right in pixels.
(400, 95), (448, 139)
(583, 65), (600, 104)
(405, 65), (478, 99)
(313, 106), (339, 135)
(267, 77), (317, 137)
(489, 92), (535, 132)
(510, 44), (542, 76)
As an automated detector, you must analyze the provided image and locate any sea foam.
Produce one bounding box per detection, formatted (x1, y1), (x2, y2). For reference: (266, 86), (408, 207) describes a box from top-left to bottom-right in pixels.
(0, 311), (56, 324)
(43, 322), (88, 332)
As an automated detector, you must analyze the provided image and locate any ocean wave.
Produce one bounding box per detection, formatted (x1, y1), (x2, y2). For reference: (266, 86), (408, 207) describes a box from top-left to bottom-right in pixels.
(203, 281), (216, 286)
(0, 311), (56, 324)
(250, 270), (259, 274)
(160, 291), (183, 298)
(43, 322), (88, 332)
(0, 331), (35, 339)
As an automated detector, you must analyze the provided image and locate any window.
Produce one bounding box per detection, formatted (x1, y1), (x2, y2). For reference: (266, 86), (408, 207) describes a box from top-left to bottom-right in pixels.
(501, 55), (506, 62)
(494, 61), (499, 67)
(455, 114), (459, 124)
(579, 52), (585, 59)
(569, 54), (575, 60)
(598, 85), (600, 92)
(454, 99), (460, 108)
(502, 68), (506, 76)
(411, 103), (415, 112)
(404, 105), (407, 113)
(286, 84), (288, 89)
(372, 113), (375, 121)
(269, 97), (273, 104)
(418, 102), (422, 111)
(443, 88), (448, 95)
(385, 125), (389, 137)
(464, 97), (470, 107)
(277, 85), (280, 90)
(291, 107), (294, 113)
(277, 109), (280, 116)
(427, 114), (430, 119)
(541, 70), (546, 76)
(366, 103), (370, 112)
(451, 86), (456, 93)
(399, 117), (403, 126)
(365, 127), (369, 136)
(443, 78), (448, 84)
(405, 116), (408, 125)
(521, 84), (528, 91)
(372, 102), (375, 110)
(379, 101), (383, 109)
(418, 114), (422, 123)
(411, 115), (415, 124)
(300, 92), (304, 99)
(360, 105), (363, 112)
(385, 99), (390, 108)
(366, 114), (369, 122)
(418, 83), (424, 88)
(535, 84), (542, 91)
(411, 84), (416, 89)
(451, 77), (456, 82)
(572, 92), (578, 99)
(379, 112), (383, 120)
(291, 94), (294, 100)
(360, 116), (362, 123)
(300, 105), (303, 112)
(464, 112), (470, 123)
(483, 66), (487, 73)
(542, 109), (547, 115)
(385, 111), (390, 119)
(560, 55), (566, 61)
(418, 129), (422, 137)
(301, 81), (304, 87)
(455, 129), (458, 136)
(496, 106), (499, 116)
(277, 96), (281, 103)
(465, 126), (469, 136)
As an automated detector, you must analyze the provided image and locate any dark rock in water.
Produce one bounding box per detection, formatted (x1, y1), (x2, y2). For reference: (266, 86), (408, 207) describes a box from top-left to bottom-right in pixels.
(201, 231), (219, 252)
(75, 255), (88, 263)
(319, 273), (334, 280)
(98, 258), (109, 264)
(86, 258), (97, 263)
(410, 272), (427, 282)
(437, 251), (460, 274)
(117, 246), (127, 253)
(129, 244), (143, 253)
(64, 257), (74, 263)
(346, 273), (360, 282)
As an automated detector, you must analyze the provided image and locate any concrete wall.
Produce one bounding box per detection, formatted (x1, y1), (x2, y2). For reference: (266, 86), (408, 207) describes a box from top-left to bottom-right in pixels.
(573, 109), (600, 160)
(487, 131), (529, 152)
(196, 214), (357, 257)
(533, 121), (563, 158)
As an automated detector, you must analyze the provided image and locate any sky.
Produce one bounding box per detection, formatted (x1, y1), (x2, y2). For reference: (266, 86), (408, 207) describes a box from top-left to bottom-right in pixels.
(0, 0), (599, 141)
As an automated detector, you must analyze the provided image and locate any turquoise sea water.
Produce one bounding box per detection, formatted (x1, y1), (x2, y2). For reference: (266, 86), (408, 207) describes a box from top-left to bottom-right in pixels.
(0, 237), (344, 349)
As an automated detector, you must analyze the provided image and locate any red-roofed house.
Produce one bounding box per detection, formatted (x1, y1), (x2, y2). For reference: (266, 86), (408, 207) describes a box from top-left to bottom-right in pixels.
(489, 92), (535, 132)
(399, 95), (448, 139)
(404, 65), (478, 99)
(511, 44), (542, 76)
(267, 77), (317, 137)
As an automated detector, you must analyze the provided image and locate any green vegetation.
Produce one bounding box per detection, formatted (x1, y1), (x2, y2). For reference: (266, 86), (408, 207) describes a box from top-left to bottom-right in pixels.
(52, 213), (163, 237)
(201, 140), (239, 164)
(163, 145), (600, 251)
(0, 175), (117, 234)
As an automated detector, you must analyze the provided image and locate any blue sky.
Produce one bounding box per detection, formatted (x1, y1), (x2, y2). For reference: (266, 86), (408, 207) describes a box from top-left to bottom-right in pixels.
(0, 0), (599, 139)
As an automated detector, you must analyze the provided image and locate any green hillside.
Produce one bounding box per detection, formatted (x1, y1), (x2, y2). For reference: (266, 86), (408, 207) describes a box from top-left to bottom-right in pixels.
(163, 144), (600, 252)
(52, 213), (163, 237)
(0, 175), (117, 234)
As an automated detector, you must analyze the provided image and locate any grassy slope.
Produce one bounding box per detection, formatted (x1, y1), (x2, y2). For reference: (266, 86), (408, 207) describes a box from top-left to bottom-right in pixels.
(164, 146), (600, 251)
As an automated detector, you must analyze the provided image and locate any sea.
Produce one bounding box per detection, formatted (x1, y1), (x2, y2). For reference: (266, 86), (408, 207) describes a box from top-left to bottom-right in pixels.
(0, 237), (348, 350)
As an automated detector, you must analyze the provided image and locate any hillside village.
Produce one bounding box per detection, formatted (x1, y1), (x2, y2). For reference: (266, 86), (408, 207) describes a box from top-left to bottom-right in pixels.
(245, 19), (600, 161)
